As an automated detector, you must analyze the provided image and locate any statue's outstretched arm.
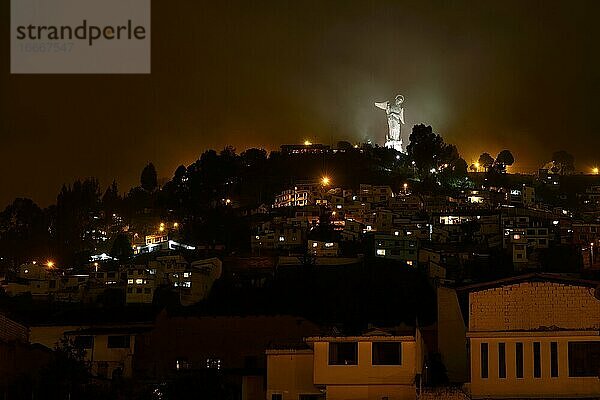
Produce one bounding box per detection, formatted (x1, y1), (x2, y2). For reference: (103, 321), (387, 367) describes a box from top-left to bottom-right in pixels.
(374, 101), (388, 110)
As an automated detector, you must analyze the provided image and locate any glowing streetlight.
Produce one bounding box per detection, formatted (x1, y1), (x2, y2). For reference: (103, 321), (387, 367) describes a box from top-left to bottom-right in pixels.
(46, 260), (55, 268)
(321, 176), (331, 186)
(474, 162), (480, 171)
(593, 167), (599, 175)
(304, 140), (312, 146)
(159, 225), (165, 232)
(403, 182), (408, 194)
(173, 222), (179, 228)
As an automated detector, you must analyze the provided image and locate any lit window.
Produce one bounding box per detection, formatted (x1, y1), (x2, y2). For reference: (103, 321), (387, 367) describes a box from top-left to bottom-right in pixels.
(255, 235), (260, 240)
(127, 279), (134, 284)
(176, 359), (190, 370)
(394, 231), (399, 236)
(406, 261), (413, 266)
(279, 236), (285, 242)
(312, 242), (318, 248)
(183, 272), (190, 278)
(135, 279), (143, 284)
(206, 358), (221, 369)
(513, 234), (521, 240)
(325, 242), (334, 248)
(376, 249), (386, 256)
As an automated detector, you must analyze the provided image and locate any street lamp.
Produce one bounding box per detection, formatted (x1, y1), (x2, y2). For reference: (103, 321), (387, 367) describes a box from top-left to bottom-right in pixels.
(321, 176), (330, 186)
(592, 167), (599, 175)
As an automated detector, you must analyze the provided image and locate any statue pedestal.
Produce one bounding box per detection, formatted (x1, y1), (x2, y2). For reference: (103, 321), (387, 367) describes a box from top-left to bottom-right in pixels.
(385, 139), (404, 153)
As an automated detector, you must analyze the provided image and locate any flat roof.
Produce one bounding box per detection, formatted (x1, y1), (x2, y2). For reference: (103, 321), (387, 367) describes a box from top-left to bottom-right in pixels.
(457, 273), (600, 292)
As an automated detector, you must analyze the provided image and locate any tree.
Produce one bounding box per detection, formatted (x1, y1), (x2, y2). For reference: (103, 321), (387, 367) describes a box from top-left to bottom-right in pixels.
(55, 178), (101, 263)
(337, 140), (353, 150)
(495, 150), (514, 167)
(407, 124), (444, 175)
(110, 233), (133, 260)
(140, 162), (158, 192)
(101, 180), (121, 215)
(407, 125), (456, 175)
(173, 165), (187, 184)
(37, 336), (90, 399)
(0, 198), (49, 264)
(478, 152), (495, 171)
(551, 150), (575, 175)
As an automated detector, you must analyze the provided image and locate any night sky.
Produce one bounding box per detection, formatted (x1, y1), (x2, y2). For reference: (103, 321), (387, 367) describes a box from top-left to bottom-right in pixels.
(1, 0), (599, 208)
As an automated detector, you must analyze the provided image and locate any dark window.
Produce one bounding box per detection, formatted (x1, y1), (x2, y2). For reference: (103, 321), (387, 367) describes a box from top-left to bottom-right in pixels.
(568, 341), (600, 377)
(271, 395), (282, 400)
(49, 280), (56, 289)
(328, 342), (358, 365)
(127, 287), (133, 293)
(481, 343), (489, 378)
(498, 343), (506, 378)
(136, 288), (142, 293)
(551, 342), (559, 377)
(74, 335), (93, 349)
(533, 342), (541, 378)
(516, 342), (524, 378)
(107, 335), (130, 348)
(372, 342), (402, 365)
(144, 288), (151, 294)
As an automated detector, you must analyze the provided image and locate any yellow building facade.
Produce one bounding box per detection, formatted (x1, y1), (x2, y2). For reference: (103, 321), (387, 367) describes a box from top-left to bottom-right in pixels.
(465, 275), (600, 399)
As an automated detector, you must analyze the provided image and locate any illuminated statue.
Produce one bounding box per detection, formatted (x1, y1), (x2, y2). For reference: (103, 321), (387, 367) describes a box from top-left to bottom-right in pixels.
(375, 94), (405, 153)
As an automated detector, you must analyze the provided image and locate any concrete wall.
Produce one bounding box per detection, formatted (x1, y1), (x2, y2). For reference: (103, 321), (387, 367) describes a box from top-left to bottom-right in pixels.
(469, 282), (600, 332)
(86, 334), (135, 378)
(266, 350), (321, 400)
(437, 287), (468, 383)
(325, 385), (415, 400)
(312, 341), (417, 386)
(0, 313), (28, 343)
(29, 325), (88, 349)
(470, 335), (600, 398)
